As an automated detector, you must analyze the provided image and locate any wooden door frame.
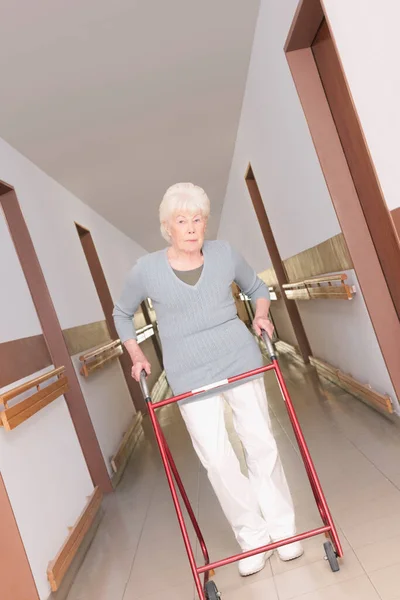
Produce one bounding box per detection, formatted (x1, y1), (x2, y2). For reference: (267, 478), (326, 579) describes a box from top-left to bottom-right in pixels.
(75, 223), (148, 413)
(1, 181), (112, 493)
(245, 164), (312, 362)
(284, 0), (400, 400)
(0, 474), (40, 600)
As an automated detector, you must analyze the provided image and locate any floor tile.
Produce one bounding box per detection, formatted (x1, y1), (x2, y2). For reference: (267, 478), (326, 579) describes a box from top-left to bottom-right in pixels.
(221, 576), (278, 600)
(355, 533), (400, 574)
(341, 511), (400, 549)
(131, 579), (194, 600)
(289, 574), (380, 600)
(368, 562), (400, 600)
(273, 549), (363, 600)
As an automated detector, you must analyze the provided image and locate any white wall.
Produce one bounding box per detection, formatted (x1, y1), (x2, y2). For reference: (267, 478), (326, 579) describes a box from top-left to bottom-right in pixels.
(0, 207), (43, 342)
(0, 137), (147, 599)
(218, 0), (398, 404)
(0, 369), (94, 600)
(218, 0), (341, 272)
(71, 355), (135, 476)
(0, 137), (146, 330)
(297, 271), (399, 411)
(324, 0), (400, 211)
(0, 213), (94, 599)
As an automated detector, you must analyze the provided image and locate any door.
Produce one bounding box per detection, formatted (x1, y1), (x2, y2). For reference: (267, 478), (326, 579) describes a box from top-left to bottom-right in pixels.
(285, 1), (400, 402)
(312, 20), (400, 318)
(245, 165), (312, 361)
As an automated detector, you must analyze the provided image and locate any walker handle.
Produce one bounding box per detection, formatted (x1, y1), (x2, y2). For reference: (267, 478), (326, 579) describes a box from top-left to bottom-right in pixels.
(139, 369), (151, 401)
(262, 330), (277, 360)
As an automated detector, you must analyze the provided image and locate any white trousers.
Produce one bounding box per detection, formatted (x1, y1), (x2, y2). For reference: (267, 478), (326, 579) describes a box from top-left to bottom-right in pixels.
(179, 378), (296, 551)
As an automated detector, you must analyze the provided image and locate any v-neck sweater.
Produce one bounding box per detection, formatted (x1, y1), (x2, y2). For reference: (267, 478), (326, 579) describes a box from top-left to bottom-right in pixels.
(113, 240), (270, 397)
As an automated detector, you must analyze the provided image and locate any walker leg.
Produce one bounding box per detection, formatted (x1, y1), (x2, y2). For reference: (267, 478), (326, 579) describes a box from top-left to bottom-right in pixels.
(273, 362), (343, 558)
(148, 404), (206, 599)
(162, 431), (212, 581)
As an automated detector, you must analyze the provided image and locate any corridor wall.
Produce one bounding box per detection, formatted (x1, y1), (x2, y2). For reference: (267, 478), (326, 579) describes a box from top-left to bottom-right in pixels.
(0, 135), (146, 599)
(323, 0), (400, 215)
(218, 0), (397, 405)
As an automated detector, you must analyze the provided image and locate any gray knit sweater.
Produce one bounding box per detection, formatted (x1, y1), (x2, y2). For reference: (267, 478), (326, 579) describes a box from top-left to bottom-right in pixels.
(113, 240), (270, 396)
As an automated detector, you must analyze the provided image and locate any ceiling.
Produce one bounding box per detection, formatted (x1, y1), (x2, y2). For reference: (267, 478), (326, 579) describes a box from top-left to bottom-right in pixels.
(0, 1), (260, 250)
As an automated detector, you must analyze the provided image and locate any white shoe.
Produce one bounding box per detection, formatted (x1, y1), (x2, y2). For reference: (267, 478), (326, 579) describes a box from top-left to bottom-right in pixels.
(238, 549), (273, 577)
(277, 541), (304, 562)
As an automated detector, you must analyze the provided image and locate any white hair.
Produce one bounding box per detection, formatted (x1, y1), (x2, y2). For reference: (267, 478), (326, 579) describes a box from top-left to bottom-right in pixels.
(159, 182), (211, 242)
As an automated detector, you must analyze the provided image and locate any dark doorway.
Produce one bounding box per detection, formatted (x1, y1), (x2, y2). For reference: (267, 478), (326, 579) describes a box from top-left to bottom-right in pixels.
(245, 165), (312, 362)
(75, 223), (148, 412)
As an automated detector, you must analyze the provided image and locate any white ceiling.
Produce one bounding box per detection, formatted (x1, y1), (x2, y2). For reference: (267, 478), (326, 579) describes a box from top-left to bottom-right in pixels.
(0, 1), (260, 250)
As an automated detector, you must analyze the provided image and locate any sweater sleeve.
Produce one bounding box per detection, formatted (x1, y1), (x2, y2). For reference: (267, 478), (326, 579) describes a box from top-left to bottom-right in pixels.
(112, 262), (147, 343)
(230, 244), (270, 303)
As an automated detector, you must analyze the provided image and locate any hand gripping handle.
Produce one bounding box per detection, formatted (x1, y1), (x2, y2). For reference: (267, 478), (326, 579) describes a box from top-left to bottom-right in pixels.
(139, 369), (151, 401)
(262, 330), (277, 360)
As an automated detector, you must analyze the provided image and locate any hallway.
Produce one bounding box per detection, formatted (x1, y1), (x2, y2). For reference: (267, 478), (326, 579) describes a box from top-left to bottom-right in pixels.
(66, 357), (400, 600)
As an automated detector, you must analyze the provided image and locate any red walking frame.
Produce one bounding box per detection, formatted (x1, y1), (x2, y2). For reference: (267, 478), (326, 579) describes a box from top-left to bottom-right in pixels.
(139, 334), (343, 600)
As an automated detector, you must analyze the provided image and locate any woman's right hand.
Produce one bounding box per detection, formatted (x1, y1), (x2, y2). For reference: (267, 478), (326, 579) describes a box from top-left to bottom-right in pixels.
(124, 340), (152, 382)
(131, 358), (151, 382)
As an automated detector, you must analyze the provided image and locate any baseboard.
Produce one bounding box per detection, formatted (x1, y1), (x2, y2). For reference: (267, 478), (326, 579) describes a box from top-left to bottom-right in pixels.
(151, 370), (170, 404)
(111, 411), (143, 488)
(310, 356), (396, 419)
(110, 371), (170, 487)
(47, 487), (103, 595)
(46, 371), (170, 597)
(275, 340), (307, 364)
(47, 506), (102, 600)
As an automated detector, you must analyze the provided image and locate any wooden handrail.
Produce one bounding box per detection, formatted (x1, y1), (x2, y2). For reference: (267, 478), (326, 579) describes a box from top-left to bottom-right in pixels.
(268, 286), (280, 300)
(136, 324), (154, 335)
(0, 366), (65, 405)
(282, 273), (347, 289)
(303, 274), (347, 285)
(136, 324), (155, 344)
(79, 340), (122, 378)
(0, 367), (68, 431)
(79, 339), (120, 362)
(282, 282), (306, 290)
(282, 273), (355, 300)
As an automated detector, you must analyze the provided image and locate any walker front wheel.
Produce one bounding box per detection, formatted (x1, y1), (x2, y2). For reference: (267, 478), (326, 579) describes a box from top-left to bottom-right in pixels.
(324, 541), (340, 572)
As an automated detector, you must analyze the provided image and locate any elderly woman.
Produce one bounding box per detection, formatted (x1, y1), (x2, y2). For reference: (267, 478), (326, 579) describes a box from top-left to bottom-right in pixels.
(113, 183), (302, 576)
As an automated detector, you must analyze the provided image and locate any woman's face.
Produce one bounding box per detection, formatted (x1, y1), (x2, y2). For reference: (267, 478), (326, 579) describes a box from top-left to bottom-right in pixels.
(167, 211), (207, 254)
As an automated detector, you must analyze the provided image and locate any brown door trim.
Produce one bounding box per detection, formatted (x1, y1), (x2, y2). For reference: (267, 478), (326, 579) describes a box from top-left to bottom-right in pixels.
(75, 223), (146, 412)
(1, 186), (112, 493)
(245, 165), (312, 362)
(0, 474), (40, 600)
(284, 0), (400, 400)
(391, 208), (400, 237)
(0, 335), (52, 389)
(312, 20), (400, 317)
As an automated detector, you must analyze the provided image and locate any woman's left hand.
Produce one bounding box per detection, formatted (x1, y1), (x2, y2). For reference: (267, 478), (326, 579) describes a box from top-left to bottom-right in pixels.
(253, 315), (274, 339)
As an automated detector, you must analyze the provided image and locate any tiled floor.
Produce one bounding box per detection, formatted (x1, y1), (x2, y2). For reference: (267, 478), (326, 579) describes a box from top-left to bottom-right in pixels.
(67, 357), (400, 600)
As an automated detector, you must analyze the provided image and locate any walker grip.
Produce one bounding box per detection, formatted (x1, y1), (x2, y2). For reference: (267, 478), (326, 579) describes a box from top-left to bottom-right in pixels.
(262, 330), (277, 360)
(139, 369), (151, 401)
